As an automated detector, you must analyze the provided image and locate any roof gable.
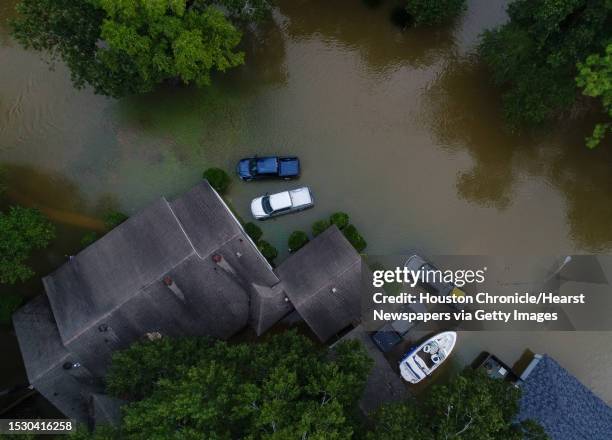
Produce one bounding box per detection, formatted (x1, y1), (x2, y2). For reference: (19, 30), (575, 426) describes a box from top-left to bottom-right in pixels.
(276, 226), (363, 341)
(169, 182), (244, 257)
(44, 198), (194, 344)
(250, 283), (294, 335)
(12, 295), (71, 382)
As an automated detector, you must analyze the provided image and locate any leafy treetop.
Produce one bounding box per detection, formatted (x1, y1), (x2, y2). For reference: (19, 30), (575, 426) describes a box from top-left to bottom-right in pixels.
(101, 330), (372, 439)
(479, 0), (611, 145)
(405, 0), (466, 27)
(0, 206), (55, 284)
(11, 0), (271, 97)
(576, 43), (612, 148)
(243, 221), (263, 243)
(367, 368), (548, 440)
(203, 167), (232, 194)
(288, 230), (309, 252)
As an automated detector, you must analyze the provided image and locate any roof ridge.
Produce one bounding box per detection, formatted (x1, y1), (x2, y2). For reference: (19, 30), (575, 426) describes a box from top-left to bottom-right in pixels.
(294, 259), (362, 340)
(164, 196), (205, 259)
(58, 197), (195, 345)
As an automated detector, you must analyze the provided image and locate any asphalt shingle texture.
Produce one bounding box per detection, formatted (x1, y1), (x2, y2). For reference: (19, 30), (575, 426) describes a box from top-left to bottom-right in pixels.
(518, 355), (612, 440)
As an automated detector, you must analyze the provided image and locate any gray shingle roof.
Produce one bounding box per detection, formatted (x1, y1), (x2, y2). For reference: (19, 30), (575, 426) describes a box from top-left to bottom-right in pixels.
(12, 296), (102, 422)
(65, 253), (253, 375)
(14, 182), (385, 423)
(13, 295), (71, 383)
(13, 181), (285, 422)
(518, 355), (612, 440)
(158, 253), (251, 337)
(169, 182), (246, 258)
(43, 197), (194, 345)
(249, 283), (294, 335)
(276, 226), (364, 341)
(42, 181), (278, 353)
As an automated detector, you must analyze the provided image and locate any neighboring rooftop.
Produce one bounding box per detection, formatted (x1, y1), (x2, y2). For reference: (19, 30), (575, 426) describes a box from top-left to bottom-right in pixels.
(518, 354), (612, 440)
(276, 226), (365, 341)
(558, 282), (612, 330)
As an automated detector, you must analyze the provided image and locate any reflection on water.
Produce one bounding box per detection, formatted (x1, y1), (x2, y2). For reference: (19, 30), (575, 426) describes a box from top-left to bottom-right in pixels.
(422, 58), (518, 209)
(1, 0), (611, 404)
(282, 0), (458, 73)
(424, 56), (612, 249)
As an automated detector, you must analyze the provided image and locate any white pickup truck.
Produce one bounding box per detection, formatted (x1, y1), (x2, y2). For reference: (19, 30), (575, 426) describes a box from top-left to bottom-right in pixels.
(250, 187), (314, 220)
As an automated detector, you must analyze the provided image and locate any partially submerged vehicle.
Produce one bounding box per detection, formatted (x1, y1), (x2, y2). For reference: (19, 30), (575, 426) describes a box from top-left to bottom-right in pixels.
(371, 323), (409, 353)
(371, 302), (427, 353)
(399, 331), (457, 384)
(250, 187), (314, 220)
(237, 156), (300, 181)
(404, 254), (467, 309)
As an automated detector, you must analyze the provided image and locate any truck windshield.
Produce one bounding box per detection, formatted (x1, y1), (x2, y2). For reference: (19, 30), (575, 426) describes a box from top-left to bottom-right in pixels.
(262, 196), (273, 214)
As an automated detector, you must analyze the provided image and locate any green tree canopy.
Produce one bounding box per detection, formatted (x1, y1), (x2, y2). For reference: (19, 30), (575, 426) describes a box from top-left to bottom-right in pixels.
(0, 293), (24, 326)
(343, 224), (367, 253)
(243, 221), (263, 242)
(312, 219), (331, 237)
(479, 0), (612, 144)
(11, 0), (271, 97)
(103, 210), (129, 229)
(0, 206), (55, 284)
(257, 239), (278, 265)
(330, 212), (349, 230)
(101, 330), (372, 439)
(367, 369), (548, 440)
(196, 0), (273, 23)
(406, 0), (466, 27)
(0, 166), (7, 196)
(577, 43), (612, 148)
(203, 167), (231, 194)
(288, 230), (309, 252)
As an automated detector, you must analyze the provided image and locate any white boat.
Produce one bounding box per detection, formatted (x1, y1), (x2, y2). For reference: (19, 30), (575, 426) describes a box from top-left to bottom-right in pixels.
(399, 331), (457, 384)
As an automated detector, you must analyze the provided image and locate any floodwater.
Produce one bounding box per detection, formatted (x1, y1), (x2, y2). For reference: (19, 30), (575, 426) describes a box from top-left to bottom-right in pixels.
(1, 0), (611, 407)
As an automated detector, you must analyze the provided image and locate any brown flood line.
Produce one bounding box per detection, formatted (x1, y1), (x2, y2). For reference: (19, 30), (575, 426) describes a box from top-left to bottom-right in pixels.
(7, 190), (106, 231)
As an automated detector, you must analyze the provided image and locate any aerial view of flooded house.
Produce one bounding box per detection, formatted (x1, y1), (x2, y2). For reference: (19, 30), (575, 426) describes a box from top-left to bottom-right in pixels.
(2, 0), (612, 437)
(12, 181), (371, 425)
(13, 181), (282, 421)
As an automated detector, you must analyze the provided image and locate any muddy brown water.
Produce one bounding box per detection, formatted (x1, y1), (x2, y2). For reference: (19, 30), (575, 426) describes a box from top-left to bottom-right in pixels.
(1, 0), (611, 408)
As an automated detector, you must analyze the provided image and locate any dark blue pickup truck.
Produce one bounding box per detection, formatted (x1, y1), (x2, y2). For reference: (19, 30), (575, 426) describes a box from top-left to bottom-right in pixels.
(236, 156), (300, 181)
